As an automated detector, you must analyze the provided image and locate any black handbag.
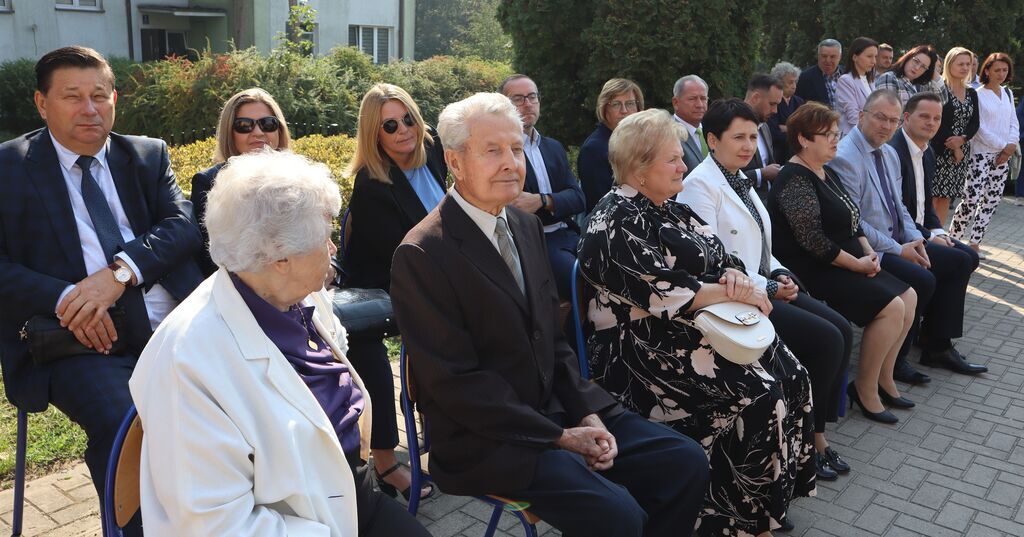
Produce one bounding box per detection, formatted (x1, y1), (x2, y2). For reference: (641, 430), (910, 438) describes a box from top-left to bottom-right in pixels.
(20, 307), (129, 365)
(331, 288), (398, 340)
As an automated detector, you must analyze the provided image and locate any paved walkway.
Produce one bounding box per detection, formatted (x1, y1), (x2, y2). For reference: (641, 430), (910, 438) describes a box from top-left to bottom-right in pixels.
(4, 197), (1024, 537)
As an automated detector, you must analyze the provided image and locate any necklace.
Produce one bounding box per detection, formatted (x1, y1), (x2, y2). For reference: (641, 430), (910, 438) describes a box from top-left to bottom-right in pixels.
(295, 306), (319, 351)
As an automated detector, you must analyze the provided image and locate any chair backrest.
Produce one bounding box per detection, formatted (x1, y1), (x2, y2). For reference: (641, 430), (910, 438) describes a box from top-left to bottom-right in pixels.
(570, 258), (590, 379)
(338, 207), (354, 260)
(104, 405), (143, 536)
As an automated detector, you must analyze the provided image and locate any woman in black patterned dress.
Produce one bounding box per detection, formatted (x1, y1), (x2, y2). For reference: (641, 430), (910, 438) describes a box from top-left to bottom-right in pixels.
(578, 109), (815, 537)
(931, 47), (981, 223)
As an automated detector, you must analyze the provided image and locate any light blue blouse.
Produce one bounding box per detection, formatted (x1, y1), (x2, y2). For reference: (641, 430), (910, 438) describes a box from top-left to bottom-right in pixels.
(405, 165), (445, 211)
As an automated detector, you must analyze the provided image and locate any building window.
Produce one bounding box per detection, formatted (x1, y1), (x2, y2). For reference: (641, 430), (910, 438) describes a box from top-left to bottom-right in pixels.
(56, 0), (101, 10)
(348, 25), (390, 64)
(0, 0), (11, 12)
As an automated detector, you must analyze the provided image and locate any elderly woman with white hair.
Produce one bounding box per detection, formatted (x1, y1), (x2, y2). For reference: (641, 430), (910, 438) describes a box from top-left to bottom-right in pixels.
(768, 61), (805, 162)
(577, 109), (816, 537)
(128, 151), (430, 537)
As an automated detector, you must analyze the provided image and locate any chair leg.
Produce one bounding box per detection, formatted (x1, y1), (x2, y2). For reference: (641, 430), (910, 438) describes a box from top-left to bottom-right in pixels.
(482, 505), (503, 537)
(12, 409), (27, 537)
(514, 511), (538, 537)
(838, 370), (848, 418)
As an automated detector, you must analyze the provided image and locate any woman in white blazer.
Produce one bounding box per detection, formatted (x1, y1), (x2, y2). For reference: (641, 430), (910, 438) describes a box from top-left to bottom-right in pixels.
(128, 152), (430, 537)
(677, 98), (854, 482)
(836, 37), (880, 135)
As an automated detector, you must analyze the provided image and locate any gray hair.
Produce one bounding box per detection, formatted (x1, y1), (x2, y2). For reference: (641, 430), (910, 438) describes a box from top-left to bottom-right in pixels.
(818, 39), (842, 54)
(672, 74), (708, 97)
(770, 61), (801, 81)
(205, 150), (342, 273)
(437, 92), (523, 151)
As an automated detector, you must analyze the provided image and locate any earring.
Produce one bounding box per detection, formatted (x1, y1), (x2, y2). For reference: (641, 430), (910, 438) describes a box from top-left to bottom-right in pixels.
(639, 177), (647, 187)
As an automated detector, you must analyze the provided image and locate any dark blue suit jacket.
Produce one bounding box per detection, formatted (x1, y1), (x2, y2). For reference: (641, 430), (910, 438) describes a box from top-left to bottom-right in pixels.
(0, 128), (203, 410)
(578, 124), (614, 213)
(889, 129), (942, 238)
(796, 65), (831, 107)
(523, 134), (584, 230)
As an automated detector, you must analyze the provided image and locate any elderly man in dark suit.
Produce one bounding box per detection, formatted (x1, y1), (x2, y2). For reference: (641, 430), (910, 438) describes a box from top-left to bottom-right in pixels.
(887, 92), (982, 374)
(390, 92), (708, 537)
(499, 74), (585, 300)
(0, 46), (202, 534)
(797, 39), (844, 108)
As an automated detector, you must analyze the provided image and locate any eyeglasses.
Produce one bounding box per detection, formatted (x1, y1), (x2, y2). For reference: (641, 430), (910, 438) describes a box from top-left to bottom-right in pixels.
(909, 57), (929, 70)
(606, 100), (639, 112)
(232, 116), (280, 134)
(868, 111), (901, 127)
(815, 130), (843, 143)
(382, 112), (416, 134)
(509, 92), (540, 106)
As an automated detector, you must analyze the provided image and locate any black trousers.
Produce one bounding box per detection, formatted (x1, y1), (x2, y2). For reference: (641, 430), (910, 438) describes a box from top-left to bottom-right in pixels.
(770, 292), (852, 432)
(346, 337), (399, 450)
(882, 239), (977, 359)
(545, 226), (581, 300)
(498, 410), (710, 537)
(48, 354), (143, 537)
(348, 452), (431, 537)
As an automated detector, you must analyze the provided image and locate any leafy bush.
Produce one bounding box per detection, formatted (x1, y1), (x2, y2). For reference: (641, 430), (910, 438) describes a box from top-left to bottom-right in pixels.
(377, 55), (513, 125)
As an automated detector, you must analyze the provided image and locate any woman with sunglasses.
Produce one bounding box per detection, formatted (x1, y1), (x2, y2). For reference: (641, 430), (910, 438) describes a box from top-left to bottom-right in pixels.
(192, 87), (291, 276)
(342, 83), (445, 503)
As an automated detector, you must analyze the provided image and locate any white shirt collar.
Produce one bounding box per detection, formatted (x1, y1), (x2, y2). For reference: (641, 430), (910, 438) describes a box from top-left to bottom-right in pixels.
(450, 187), (510, 246)
(901, 129), (926, 158)
(673, 115), (700, 137)
(49, 132), (109, 175)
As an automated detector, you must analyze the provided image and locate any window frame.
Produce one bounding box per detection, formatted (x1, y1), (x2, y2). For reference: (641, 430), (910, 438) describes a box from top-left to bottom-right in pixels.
(55, 0), (102, 12)
(348, 25), (391, 65)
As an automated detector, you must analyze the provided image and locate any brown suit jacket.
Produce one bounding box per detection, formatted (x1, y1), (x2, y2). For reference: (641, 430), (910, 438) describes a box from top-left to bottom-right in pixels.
(390, 193), (617, 495)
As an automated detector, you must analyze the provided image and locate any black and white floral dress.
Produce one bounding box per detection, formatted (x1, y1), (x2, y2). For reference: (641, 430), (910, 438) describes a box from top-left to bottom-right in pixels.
(932, 84), (980, 198)
(578, 185), (816, 537)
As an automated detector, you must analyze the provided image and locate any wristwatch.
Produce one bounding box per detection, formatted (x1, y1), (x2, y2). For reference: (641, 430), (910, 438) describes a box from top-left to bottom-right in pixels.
(108, 262), (133, 287)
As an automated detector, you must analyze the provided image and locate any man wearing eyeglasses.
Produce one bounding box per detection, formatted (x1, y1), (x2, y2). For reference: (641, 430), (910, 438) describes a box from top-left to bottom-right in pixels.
(499, 74), (585, 300)
(741, 73), (784, 202)
(831, 89), (986, 385)
(0, 46), (202, 535)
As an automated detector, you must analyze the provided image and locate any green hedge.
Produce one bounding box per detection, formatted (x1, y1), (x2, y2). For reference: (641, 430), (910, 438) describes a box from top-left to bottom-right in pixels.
(0, 48), (512, 139)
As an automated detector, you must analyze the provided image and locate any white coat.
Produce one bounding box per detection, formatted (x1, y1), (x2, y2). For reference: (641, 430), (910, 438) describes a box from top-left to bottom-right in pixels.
(676, 155), (787, 288)
(129, 268), (373, 537)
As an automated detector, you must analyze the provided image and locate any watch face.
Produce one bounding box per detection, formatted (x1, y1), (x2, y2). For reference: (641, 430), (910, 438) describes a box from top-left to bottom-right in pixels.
(114, 267), (132, 283)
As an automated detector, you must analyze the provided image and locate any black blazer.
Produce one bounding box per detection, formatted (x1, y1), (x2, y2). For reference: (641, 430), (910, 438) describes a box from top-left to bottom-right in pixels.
(577, 123), (614, 213)
(930, 87), (980, 159)
(523, 134), (585, 230)
(889, 129), (942, 238)
(343, 131), (447, 291)
(741, 122), (777, 202)
(390, 194), (617, 495)
(0, 129), (203, 411)
(796, 65), (831, 107)
(190, 162), (227, 276)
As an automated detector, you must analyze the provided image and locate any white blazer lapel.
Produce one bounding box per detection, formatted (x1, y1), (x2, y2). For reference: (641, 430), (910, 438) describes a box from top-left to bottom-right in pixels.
(713, 165), (760, 230)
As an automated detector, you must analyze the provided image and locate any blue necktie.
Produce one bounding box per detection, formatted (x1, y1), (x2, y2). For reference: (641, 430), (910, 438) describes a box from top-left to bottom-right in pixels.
(76, 155), (152, 348)
(872, 150), (904, 242)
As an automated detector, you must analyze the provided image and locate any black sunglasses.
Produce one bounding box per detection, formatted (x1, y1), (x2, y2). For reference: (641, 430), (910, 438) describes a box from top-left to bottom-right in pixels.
(232, 116), (281, 134)
(382, 113), (416, 134)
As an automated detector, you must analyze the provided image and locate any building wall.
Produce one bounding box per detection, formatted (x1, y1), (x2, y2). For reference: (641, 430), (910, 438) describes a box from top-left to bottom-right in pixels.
(0, 1), (132, 62)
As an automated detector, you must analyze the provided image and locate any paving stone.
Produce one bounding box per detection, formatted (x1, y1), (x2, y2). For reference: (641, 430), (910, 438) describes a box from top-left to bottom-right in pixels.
(934, 501), (975, 532)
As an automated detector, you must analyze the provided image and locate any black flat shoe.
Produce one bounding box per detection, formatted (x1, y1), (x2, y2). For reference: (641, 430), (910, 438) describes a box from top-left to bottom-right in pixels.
(878, 386), (916, 409)
(374, 462), (436, 502)
(847, 382), (898, 424)
(921, 348), (988, 375)
(821, 446), (851, 473)
(778, 516), (795, 532)
(893, 359), (931, 384)
(815, 452), (839, 481)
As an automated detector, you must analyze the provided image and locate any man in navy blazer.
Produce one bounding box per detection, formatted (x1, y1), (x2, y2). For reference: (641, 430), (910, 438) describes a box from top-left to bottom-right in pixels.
(831, 90), (985, 385)
(500, 74), (585, 299)
(796, 39), (844, 109)
(0, 47), (202, 528)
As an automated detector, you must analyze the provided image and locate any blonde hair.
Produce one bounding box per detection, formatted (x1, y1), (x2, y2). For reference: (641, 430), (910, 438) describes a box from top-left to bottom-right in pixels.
(347, 83), (429, 184)
(595, 78), (645, 127)
(213, 88), (291, 163)
(607, 109), (686, 186)
(942, 47), (974, 87)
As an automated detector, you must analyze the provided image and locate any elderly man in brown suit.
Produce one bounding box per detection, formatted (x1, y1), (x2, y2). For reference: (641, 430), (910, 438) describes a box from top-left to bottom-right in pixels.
(390, 92), (709, 537)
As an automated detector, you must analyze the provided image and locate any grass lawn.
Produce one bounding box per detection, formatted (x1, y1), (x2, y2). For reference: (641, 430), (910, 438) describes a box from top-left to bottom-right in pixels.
(0, 378), (87, 489)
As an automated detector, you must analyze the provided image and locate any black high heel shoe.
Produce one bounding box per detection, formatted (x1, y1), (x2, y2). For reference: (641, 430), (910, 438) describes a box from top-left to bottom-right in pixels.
(878, 386), (916, 409)
(847, 383), (898, 424)
(374, 462), (436, 502)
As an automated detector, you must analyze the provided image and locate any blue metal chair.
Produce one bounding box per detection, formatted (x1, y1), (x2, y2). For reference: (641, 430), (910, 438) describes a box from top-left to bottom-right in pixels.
(102, 405), (142, 537)
(399, 345), (539, 537)
(10, 409), (27, 537)
(569, 258), (590, 379)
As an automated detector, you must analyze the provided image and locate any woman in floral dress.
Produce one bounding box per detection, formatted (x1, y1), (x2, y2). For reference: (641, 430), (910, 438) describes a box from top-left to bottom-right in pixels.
(578, 109), (815, 537)
(931, 47), (981, 223)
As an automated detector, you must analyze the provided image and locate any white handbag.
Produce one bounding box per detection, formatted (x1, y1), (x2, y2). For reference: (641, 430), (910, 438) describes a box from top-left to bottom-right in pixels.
(693, 302), (775, 365)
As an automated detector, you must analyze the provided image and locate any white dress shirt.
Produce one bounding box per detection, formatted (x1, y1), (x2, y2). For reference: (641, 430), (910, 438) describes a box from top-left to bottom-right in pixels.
(50, 135), (177, 330)
(451, 187), (511, 254)
(973, 86), (1020, 154)
(901, 130), (947, 236)
(673, 115), (704, 155)
(523, 130), (565, 233)
(754, 124), (771, 186)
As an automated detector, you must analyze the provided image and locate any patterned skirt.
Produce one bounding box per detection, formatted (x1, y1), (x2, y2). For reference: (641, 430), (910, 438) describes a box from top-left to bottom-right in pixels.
(932, 143), (972, 198)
